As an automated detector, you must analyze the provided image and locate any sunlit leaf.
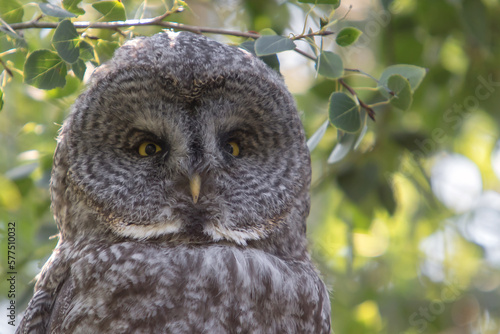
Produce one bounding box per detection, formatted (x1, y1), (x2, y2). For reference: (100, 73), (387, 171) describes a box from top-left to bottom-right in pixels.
(387, 74), (412, 111)
(254, 35), (296, 56)
(259, 28), (277, 36)
(379, 64), (427, 94)
(92, 1), (126, 21)
(39, 3), (76, 18)
(62, 0), (85, 15)
(307, 120), (329, 151)
(95, 40), (120, 62)
(336, 27), (362, 47)
(328, 92), (361, 133)
(316, 51), (343, 79)
(52, 20), (80, 64)
(24, 50), (67, 90)
(0, 0), (24, 24)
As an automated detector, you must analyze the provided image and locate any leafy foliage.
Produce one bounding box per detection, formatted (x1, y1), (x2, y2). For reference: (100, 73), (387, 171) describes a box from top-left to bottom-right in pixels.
(1, 1), (500, 334)
(335, 27), (362, 47)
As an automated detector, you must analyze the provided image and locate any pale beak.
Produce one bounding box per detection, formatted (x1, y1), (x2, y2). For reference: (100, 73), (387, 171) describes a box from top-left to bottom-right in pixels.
(189, 173), (201, 204)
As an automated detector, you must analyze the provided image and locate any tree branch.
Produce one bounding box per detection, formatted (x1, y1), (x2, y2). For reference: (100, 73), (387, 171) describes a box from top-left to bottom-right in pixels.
(3, 11), (337, 43)
(3, 16), (262, 39)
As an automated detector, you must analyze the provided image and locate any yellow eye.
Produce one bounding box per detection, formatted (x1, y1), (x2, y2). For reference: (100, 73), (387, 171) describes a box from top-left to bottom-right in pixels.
(138, 142), (162, 156)
(227, 141), (240, 157)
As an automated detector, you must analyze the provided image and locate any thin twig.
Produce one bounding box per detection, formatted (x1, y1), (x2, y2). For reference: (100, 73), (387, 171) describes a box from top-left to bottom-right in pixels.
(344, 68), (394, 96)
(339, 78), (376, 121)
(294, 48), (316, 61)
(369, 100), (391, 108)
(0, 57), (14, 77)
(291, 30), (334, 40)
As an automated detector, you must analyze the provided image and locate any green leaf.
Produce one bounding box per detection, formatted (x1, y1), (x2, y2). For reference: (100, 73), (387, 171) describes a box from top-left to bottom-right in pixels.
(298, 0), (340, 5)
(259, 28), (277, 36)
(254, 35), (296, 56)
(239, 40), (279, 71)
(95, 40), (120, 62)
(336, 27), (362, 47)
(0, 0), (24, 24)
(379, 64), (427, 94)
(24, 50), (67, 90)
(387, 74), (413, 111)
(92, 1), (126, 21)
(327, 131), (357, 164)
(239, 40), (256, 55)
(328, 92), (361, 133)
(52, 20), (80, 64)
(72, 59), (86, 81)
(307, 119), (329, 152)
(316, 51), (343, 79)
(78, 41), (95, 61)
(62, 0), (85, 16)
(0, 89), (3, 112)
(47, 74), (81, 99)
(39, 3), (76, 18)
(261, 54), (280, 72)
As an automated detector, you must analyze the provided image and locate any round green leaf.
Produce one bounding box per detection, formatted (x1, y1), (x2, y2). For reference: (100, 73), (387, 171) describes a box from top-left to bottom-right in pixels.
(92, 1), (126, 21)
(379, 64), (427, 96)
(52, 20), (80, 64)
(387, 74), (413, 111)
(24, 50), (67, 90)
(39, 3), (76, 18)
(72, 59), (86, 81)
(0, 0), (24, 24)
(63, 0), (85, 15)
(78, 41), (95, 61)
(316, 51), (344, 79)
(328, 92), (361, 133)
(336, 27), (363, 47)
(254, 35), (296, 56)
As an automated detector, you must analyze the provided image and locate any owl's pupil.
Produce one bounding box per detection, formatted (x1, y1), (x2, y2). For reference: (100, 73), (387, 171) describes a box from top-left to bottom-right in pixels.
(145, 144), (157, 155)
(226, 143), (234, 154)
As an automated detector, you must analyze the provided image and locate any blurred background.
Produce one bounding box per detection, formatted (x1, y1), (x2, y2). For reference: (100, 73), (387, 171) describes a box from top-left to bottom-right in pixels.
(1, 0), (499, 333)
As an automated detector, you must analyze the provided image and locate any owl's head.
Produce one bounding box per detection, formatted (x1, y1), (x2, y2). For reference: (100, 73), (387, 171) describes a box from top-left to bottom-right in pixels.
(51, 31), (311, 250)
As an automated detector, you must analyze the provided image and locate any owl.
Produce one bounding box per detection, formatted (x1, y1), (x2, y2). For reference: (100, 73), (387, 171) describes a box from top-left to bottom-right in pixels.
(17, 31), (331, 334)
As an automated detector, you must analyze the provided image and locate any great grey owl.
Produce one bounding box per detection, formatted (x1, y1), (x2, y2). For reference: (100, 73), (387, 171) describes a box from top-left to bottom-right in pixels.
(18, 31), (331, 334)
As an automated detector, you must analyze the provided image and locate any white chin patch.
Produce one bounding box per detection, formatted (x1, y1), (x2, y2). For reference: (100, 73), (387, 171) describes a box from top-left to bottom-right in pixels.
(114, 220), (182, 240)
(204, 223), (265, 246)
